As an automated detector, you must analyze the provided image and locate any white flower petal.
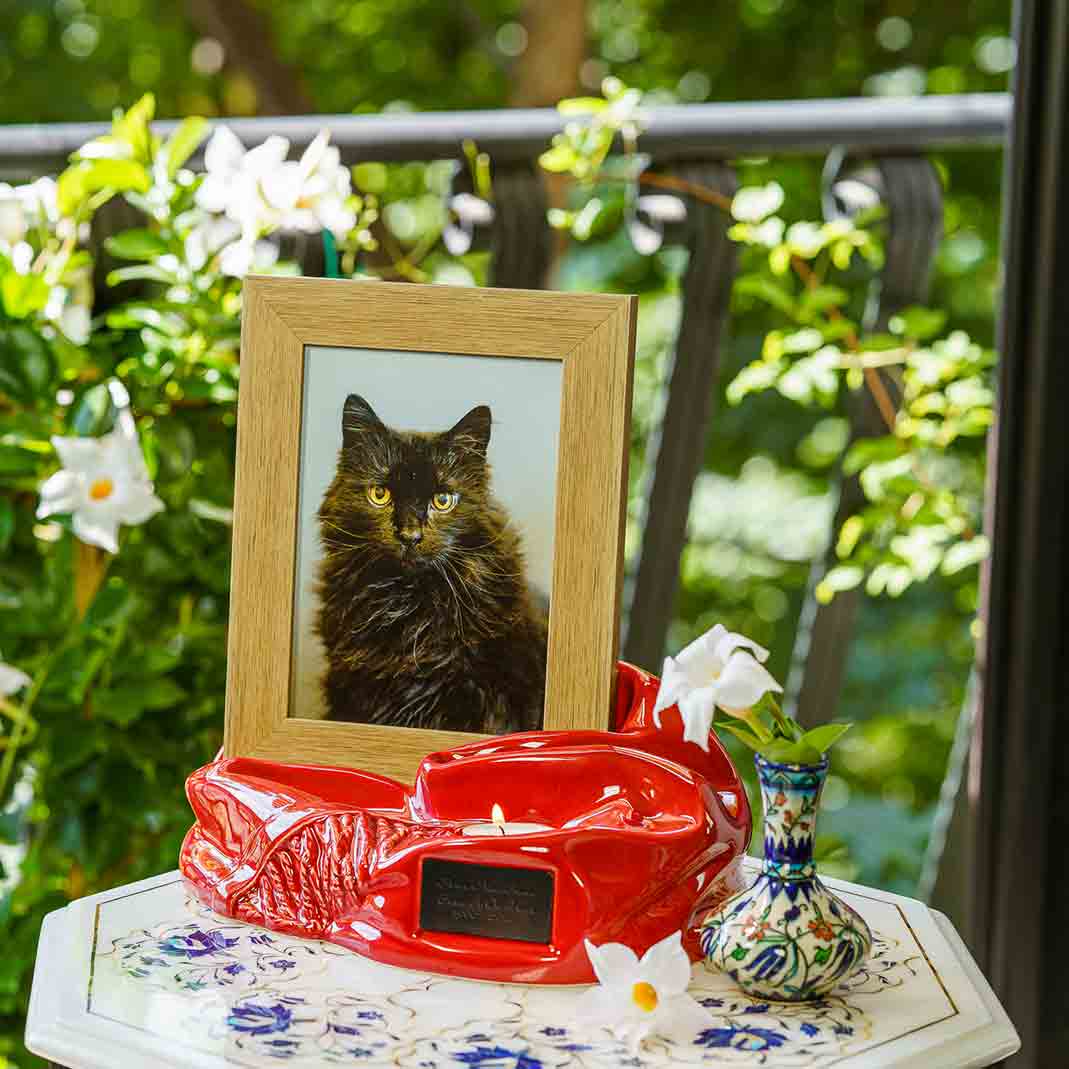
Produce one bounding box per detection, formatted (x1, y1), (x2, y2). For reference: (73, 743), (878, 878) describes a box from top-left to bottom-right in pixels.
(0, 189), (28, 245)
(731, 182), (784, 223)
(316, 198), (357, 238)
(251, 240), (280, 269)
(59, 305), (91, 345)
(713, 650), (783, 710)
(714, 628), (770, 665)
(674, 623), (729, 680)
(655, 994), (714, 1044)
(677, 685), (718, 749)
(638, 930), (691, 998)
(244, 135), (290, 176)
(298, 129), (331, 179)
(112, 425), (153, 482)
(50, 434), (104, 474)
(219, 239), (255, 278)
(651, 655), (690, 723)
(118, 488), (165, 527)
(72, 510), (119, 554)
(574, 984), (621, 1022)
(584, 939), (639, 989)
(195, 174), (231, 214)
(36, 470), (83, 518)
(0, 661), (32, 696)
(203, 125), (246, 176)
(260, 161), (304, 213)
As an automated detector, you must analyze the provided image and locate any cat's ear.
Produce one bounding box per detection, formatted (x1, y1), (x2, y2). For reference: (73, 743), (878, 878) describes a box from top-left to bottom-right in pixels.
(448, 405), (492, 458)
(342, 394), (384, 446)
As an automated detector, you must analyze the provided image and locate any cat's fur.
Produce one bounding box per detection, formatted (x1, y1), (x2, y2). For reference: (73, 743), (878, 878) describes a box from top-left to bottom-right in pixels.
(315, 394), (548, 733)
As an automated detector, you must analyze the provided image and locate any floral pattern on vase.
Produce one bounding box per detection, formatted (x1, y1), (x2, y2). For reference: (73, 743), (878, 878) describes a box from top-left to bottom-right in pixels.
(700, 755), (873, 1001)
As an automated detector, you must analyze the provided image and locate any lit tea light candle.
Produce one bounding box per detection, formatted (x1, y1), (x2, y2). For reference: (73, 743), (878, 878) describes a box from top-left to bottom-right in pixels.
(461, 803), (553, 837)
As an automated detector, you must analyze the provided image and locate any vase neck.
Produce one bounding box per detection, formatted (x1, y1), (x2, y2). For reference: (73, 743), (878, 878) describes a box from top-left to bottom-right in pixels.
(756, 756), (826, 877)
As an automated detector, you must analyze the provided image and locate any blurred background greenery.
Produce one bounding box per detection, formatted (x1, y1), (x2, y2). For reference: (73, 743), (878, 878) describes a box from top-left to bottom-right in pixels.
(0, 1), (1010, 1063)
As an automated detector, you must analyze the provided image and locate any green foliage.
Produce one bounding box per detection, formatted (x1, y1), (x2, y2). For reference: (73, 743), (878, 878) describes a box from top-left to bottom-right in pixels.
(542, 79), (993, 614)
(716, 694), (852, 765)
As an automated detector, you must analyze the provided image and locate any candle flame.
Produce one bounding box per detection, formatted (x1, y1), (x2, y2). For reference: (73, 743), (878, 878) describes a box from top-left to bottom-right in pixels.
(491, 803), (506, 827)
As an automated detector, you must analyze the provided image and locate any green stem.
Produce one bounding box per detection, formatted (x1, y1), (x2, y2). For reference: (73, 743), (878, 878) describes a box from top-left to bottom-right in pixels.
(0, 669), (47, 804)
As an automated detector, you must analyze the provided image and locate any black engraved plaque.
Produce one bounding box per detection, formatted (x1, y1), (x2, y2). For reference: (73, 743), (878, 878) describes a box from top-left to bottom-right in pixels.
(419, 858), (554, 944)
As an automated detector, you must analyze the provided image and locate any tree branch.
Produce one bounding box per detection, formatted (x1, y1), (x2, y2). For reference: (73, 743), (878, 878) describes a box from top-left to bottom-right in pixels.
(185, 0), (315, 115)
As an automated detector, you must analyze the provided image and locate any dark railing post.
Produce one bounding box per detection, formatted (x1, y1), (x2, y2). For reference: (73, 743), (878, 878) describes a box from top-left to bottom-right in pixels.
(972, 0), (1069, 1063)
(785, 153), (943, 725)
(623, 162), (737, 671)
(486, 165), (552, 290)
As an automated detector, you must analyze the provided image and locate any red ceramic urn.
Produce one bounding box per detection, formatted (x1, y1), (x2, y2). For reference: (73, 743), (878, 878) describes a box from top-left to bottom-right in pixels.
(180, 661), (751, 984)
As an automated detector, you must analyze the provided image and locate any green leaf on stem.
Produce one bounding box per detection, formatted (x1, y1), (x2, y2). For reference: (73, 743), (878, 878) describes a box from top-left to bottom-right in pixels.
(715, 719), (766, 752)
(163, 117), (208, 177)
(104, 229), (170, 262)
(1, 273), (50, 319)
(800, 722), (853, 754)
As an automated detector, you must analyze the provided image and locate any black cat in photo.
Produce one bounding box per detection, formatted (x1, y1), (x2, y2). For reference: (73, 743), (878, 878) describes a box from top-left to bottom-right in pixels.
(315, 394), (548, 734)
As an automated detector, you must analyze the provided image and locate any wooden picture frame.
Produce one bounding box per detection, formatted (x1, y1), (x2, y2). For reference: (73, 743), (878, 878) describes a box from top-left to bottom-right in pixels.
(225, 276), (636, 782)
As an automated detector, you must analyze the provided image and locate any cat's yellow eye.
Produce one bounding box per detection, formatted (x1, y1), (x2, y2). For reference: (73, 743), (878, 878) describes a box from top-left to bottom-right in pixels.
(367, 485), (392, 507)
(431, 491), (458, 513)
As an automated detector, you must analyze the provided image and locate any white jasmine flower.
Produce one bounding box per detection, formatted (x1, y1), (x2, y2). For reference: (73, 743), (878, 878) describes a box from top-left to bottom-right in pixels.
(578, 931), (711, 1053)
(37, 392), (164, 554)
(18, 177), (58, 225)
(0, 657), (31, 697)
(195, 127), (287, 219)
(786, 221), (826, 258)
(0, 184), (28, 245)
(749, 216), (786, 247)
(196, 126), (354, 242)
(259, 130), (356, 237)
(43, 285), (92, 345)
(218, 236), (279, 279)
(652, 623), (782, 751)
(731, 181), (784, 223)
(184, 216), (241, 271)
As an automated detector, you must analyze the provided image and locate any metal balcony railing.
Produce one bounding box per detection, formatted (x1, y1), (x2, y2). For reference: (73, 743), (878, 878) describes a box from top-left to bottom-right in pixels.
(0, 93), (1008, 176)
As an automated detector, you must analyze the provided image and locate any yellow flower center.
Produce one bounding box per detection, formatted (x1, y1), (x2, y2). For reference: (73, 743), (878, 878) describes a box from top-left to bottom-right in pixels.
(631, 981), (659, 1013)
(89, 477), (114, 501)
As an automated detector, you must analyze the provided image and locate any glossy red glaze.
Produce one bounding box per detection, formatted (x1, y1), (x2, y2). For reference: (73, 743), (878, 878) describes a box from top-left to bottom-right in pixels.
(180, 661), (751, 984)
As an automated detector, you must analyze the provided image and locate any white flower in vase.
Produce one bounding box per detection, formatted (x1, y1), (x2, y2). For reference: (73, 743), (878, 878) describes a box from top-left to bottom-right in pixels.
(652, 623), (783, 751)
(37, 391), (164, 554)
(0, 656), (31, 697)
(577, 931), (711, 1053)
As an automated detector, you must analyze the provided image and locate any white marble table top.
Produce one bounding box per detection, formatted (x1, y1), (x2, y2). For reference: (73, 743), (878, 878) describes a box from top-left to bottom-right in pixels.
(25, 863), (1018, 1068)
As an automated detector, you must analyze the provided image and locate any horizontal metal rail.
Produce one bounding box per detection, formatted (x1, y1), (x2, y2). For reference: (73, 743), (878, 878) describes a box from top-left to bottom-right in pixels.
(0, 93), (1009, 178)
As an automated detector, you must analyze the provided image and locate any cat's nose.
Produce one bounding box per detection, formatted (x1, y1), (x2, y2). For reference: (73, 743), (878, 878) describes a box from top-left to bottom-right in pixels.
(397, 526), (423, 547)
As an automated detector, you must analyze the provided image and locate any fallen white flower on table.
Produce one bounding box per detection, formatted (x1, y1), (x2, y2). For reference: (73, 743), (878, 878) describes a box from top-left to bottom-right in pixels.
(578, 931), (711, 1053)
(652, 623), (782, 751)
(36, 385), (164, 554)
(0, 656), (31, 697)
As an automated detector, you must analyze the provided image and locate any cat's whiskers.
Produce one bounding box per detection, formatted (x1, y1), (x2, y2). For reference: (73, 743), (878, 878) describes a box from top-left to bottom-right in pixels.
(430, 558), (469, 640)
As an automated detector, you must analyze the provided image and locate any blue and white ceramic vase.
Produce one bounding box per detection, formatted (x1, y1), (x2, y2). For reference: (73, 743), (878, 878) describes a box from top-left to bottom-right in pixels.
(700, 754), (872, 1001)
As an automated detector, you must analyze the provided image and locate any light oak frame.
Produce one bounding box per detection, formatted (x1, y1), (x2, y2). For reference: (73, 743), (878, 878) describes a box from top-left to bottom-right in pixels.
(225, 276), (637, 782)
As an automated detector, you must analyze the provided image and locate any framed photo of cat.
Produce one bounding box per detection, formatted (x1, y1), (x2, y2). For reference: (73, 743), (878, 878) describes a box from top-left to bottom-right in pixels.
(225, 276), (636, 782)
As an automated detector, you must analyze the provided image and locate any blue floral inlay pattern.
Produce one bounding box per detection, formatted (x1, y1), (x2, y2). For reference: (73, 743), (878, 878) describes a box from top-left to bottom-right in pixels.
(94, 889), (932, 1067)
